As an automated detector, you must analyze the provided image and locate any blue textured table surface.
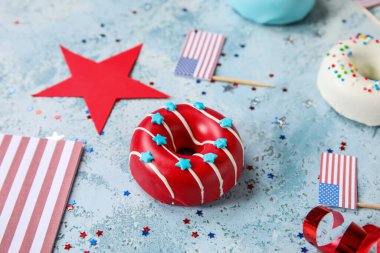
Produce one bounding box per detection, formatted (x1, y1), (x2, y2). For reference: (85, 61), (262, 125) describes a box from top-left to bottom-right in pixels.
(0, 0), (379, 252)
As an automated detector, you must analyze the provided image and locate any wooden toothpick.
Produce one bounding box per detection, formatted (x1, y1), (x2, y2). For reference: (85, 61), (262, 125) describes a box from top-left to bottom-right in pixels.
(357, 203), (380, 210)
(356, 2), (380, 28)
(212, 76), (274, 88)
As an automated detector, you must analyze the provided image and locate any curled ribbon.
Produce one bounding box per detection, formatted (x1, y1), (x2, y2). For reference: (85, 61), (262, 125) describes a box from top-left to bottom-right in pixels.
(303, 206), (380, 253)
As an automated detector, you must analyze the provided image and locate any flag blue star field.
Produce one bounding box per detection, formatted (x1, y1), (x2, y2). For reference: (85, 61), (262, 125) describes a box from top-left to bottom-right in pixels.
(319, 153), (357, 209)
(175, 30), (225, 81)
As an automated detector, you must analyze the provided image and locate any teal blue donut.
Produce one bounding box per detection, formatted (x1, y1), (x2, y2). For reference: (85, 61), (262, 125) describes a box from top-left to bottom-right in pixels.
(229, 0), (316, 25)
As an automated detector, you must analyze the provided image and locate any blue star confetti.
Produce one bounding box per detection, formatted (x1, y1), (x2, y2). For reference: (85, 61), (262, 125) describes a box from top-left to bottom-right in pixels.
(89, 238), (97, 246)
(279, 135), (286, 140)
(140, 151), (154, 163)
(196, 210), (203, 216)
(297, 232), (304, 239)
(208, 232), (215, 238)
(164, 102), (177, 111)
(219, 118), (233, 128)
(203, 153), (217, 163)
(152, 134), (167, 146)
(175, 158), (192, 170)
(267, 173), (274, 179)
(142, 230), (149, 236)
(301, 247), (308, 253)
(123, 190), (131, 196)
(86, 147), (94, 153)
(151, 113), (164, 125)
(214, 138), (227, 149)
(193, 102), (205, 110)
(327, 148), (333, 153)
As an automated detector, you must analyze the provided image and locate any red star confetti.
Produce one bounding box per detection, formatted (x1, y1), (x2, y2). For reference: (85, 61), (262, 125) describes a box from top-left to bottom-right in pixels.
(247, 183), (254, 190)
(66, 204), (74, 211)
(64, 244), (72, 250)
(84, 251), (90, 253)
(341, 141), (347, 146)
(340, 146), (346, 151)
(246, 165), (253, 171)
(143, 226), (150, 232)
(96, 230), (103, 236)
(183, 218), (190, 224)
(192, 232), (199, 238)
(33, 45), (169, 134)
(80, 232), (87, 238)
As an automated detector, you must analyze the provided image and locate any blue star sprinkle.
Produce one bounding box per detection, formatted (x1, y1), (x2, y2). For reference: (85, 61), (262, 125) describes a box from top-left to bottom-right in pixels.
(327, 148), (333, 153)
(152, 134), (167, 146)
(90, 238), (97, 246)
(267, 173), (274, 179)
(165, 102), (177, 111)
(214, 138), (227, 149)
(219, 118), (233, 128)
(279, 135), (286, 140)
(203, 153), (218, 163)
(142, 230), (150, 236)
(86, 147), (94, 153)
(196, 210), (203, 216)
(151, 112), (164, 125)
(208, 232), (215, 238)
(297, 233), (304, 239)
(175, 158), (192, 170)
(123, 190), (131, 196)
(140, 151), (154, 163)
(301, 247), (308, 253)
(193, 102), (205, 110)
(68, 200), (76, 205)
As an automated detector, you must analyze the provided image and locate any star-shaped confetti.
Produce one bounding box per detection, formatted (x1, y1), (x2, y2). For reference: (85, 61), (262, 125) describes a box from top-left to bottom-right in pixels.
(140, 151), (154, 163)
(219, 118), (232, 128)
(203, 153), (218, 163)
(208, 232), (215, 238)
(64, 244), (72, 250)
(327, 148), (333, 153)
(175, 158), (192, 170)
(192, 232), (199, 238)
(33, 45), (169, 134)
(143, 226), (150, 232)
(89, 238), (97, 246)
(96, 230), (103, 237)
(297, 232), (304, 239)
(214, 138), (227, 149)
(47, 131), (65, 140)
(267, 173), (274, 179)
(165, 102), (176, 111)
(80, 232), (87, 238)
(123, 190), (131, 196)
(151, 112), (164, 125)
(279, 135), (286, 140)
(247, 183), (254, 190)
(183, 218), (190, 224)
(246, 165), (253, 171)
(196, 210), (203, 216)
(142, 230), (150, 236)
(193, 102), (205, 110)
(301, 247), (308, 253)
(152, 134), (167, 146)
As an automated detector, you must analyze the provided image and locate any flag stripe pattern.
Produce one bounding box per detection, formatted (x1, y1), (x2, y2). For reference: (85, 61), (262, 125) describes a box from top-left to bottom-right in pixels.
(175, 30), (225, 81)
(319, 152), (357, 209)
(356, 0), (380, 8)
(0, 134), (83, 253)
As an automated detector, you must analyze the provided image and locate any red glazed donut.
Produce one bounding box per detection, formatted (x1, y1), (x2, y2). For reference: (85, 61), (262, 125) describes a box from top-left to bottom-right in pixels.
(129, 102), (244, 206)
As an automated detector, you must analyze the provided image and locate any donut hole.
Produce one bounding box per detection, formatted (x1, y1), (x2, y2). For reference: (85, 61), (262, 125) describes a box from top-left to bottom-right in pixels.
(350, 47), (380, 80)
(176, 146), (196, 156)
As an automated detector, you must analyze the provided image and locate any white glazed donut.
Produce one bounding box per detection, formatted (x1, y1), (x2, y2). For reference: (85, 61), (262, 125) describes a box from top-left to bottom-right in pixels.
(317, 34), (380, 126)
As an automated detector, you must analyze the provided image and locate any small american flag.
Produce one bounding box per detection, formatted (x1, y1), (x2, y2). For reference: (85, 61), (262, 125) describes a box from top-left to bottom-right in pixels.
(0, 134), (83, 252)
(319, 152), (357, 209)
(175, 30), (225, 81)
(356, 0), (380, 8)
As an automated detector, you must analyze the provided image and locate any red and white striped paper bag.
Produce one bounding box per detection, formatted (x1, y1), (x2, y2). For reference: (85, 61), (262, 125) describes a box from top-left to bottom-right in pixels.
(0, 134), (83, 252)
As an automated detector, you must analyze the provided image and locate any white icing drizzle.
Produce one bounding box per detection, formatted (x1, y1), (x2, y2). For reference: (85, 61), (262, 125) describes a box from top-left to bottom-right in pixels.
(171, 110), (214, 146)
(222, 148), (237, 185)
(134, 127), (204, 204)
(185, 103), (245, 162)
(147, 114), (177, 151)
(129, 151), (175, 199)
(193, 153), (223, 196)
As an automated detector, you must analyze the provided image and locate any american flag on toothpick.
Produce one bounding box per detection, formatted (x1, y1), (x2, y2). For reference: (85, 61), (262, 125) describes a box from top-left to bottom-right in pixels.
(356, 0), (380, 8)
(318, 152), (357, 209)
(0, 134), (83, 252)
(175, 30), (225, 81)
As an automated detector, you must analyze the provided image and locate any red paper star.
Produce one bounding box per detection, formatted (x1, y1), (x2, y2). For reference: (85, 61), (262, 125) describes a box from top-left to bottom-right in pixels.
(143, 226), (150, 232)
(33, 45), (169, 134)
(183, 218), (190, 224)
(192, 232), (199, 238)
(79, 231), (87, 238)
(64, 244), (72, 250)
(96, 230), (103, 236)
(84, 251), (90, 253)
